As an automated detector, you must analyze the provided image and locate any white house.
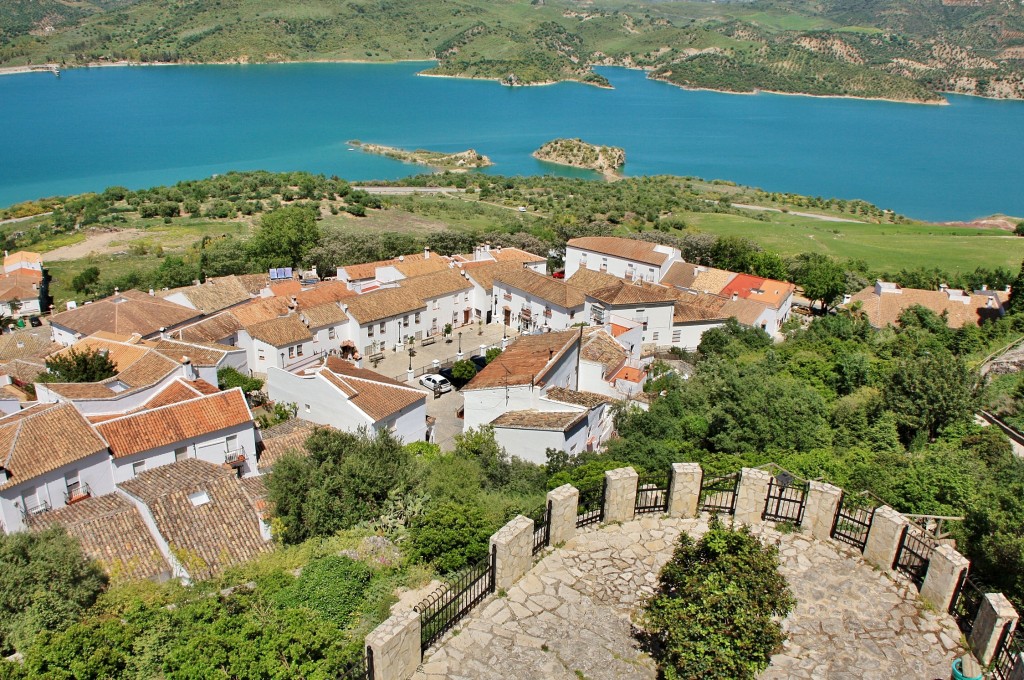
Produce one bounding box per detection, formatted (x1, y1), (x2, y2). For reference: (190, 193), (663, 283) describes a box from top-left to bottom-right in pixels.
(266, 358), (428, 443)
(396, 269), (475, 333)
(342, 288), (428, 356)
(564, 236), (680, 283)
(462, 262), (527, 325)
(299, 302), (351, 357)
(577, 326), (647, 398)
(48, 290), (203, 347)
(238, 315), (316, 375)
(94, 388), (258, 481)
(3, 251), (42, 276)
(452, 243), (547, 273)
(0, 403), (114, 533)
(492, 269), (585, 333)
(663, 263), (795, 333)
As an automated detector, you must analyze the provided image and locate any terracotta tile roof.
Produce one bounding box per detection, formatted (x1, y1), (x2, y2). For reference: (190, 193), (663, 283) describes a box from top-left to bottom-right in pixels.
(150, 338), (234, 367)
(0, 327), (59, 363)
(848, 284), (1005, 329)
(96, 389), (253, 458)
(588, 281), (677, 306)
(159, 276), (251, 314)
(567, 237), (670, 266)
(0, 274), (38, 303)
(256, 418), (319, 470)
(300, 303), (348, 329)
(671, 290), (730, 323)
(319, 361), (426, 422)
(467, 330), (580, 390)
(293, 281), (357, 307)
(343, 288), (426, 325)
(234, 273), (271, 295)
(42, 382), (119, 399)
(494, 269), (585, 309)
(462, 262), (525, 292)
(111, 351), (179, 389)
(0, 403), (109, 489)
(245, 315), (312, 347)
(397, 270), (473, 300)
(175, 312), (244, 344)
(580, 328), (628, 377)
(230, 297), (291, 326)
(394, 257), (449, 278)
(614, 366), (645, 382)
(2, 268), (42, 283)
(545, 386), (614, 408)
(566, 267), (624, 294)
(342, 252), (447, 282)
(269, 280), (302, 298)
(49, 290), (201, 339)
(491, 247), (546, 264)
(86, 378), (220, 423)
(661, 262), (700, 290)
(721, 297), (766, 326)
(720, 274), (795, 310)
(1, 359), (46, 383)
(691, 268), (737, 294)
(491, 409), (587, 431)
(28, 494), (169, 581)
(117, 458), (270, 579)
(50, 335), (150, 372)
(3, 252), (42, 268)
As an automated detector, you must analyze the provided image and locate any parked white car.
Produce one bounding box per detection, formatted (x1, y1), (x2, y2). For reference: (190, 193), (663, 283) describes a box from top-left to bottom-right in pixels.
(419, 374), (453, 393)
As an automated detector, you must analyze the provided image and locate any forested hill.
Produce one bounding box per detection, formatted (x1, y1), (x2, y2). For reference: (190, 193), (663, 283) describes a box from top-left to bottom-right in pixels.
(2, 0), (1023, 101)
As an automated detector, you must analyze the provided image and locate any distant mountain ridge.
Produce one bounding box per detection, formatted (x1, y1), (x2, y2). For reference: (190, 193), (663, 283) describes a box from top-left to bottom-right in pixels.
(2, 0), (1023, 102)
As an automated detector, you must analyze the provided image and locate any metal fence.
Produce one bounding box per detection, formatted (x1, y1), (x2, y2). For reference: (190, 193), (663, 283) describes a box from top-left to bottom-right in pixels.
(337, 650), (372, 680)
(634, 470), (671, 515)
(992, 622), (1023, 680)
(831, 492), (875, 552)
(949, 573), (985, 638)
(576, 478), (606, 528)
(531, 501), (552, 556)
(698, 472), (738, 514)
(762, 475), (808, 525)
(415, 546), (496, 652)
(892, 525), (934, 589)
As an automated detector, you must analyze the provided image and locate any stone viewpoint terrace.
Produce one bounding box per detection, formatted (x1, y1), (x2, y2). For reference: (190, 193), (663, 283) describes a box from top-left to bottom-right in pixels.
(342, 464), (1024, 680)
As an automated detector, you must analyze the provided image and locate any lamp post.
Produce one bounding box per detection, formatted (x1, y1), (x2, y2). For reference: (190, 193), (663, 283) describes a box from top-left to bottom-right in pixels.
(457, 331), (464, 360)
(407, 346), (415, 382)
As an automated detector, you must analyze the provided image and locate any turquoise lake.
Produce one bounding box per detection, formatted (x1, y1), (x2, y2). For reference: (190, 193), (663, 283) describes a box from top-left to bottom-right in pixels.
(1, 61), (1022, 221)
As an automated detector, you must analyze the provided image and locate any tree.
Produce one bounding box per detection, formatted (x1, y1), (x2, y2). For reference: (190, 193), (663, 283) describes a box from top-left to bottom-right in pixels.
(70, 267), (100, 294)
(217, 366), (264, 393)
(39, 348), (117, 384)
(0, 528), (107, 653)
(1007, 260), (1024, 315)
(794, 254), (846, 312)
(407, 502), (491, 573)
(248, 206), (320, 270)
(1015, 222), (1024, 237)
(451, 359), (477, 382)
(883, 350), (976, 444)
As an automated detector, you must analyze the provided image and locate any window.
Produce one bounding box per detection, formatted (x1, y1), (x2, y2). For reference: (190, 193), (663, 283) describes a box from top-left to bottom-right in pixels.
(257, 349), (265, 361)
(296, 344), (303, 357)
(226, 435), (238, 452)
(288, 346), (295, 359)
(328, 327), (336, 340)
(570, 310), (576, 320)
(403, 315), (409, 327)
(673, 330), (682, 343)
(174, 446), (188, 462)
(432, 300), (440, 310)
(304, 403), (311, 413)
(368, 325), (375, 337)
(65, 474), (81, 498)
(414, 312), (421, 324)
(464, 293), (469, 303)
(652, 332), (659, 341)
(379, 322), (386, 334)
(188, 490), (210, 507)
(132, 461), (146, 477)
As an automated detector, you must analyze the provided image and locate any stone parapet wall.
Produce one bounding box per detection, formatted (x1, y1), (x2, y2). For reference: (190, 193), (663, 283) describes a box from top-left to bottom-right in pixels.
(603, 467), (639, 524)
(547, 484), (578, 546)
(491, 515), (534, 591)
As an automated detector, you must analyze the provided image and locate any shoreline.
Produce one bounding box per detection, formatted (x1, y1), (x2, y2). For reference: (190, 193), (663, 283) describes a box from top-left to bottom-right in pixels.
(0, 57), (1018, 103)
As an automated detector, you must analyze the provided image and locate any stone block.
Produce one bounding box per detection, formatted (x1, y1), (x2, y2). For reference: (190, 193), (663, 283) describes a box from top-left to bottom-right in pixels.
(920, 544), (969, 613)
(547, 484), (578, 546)
(734, 467), (771, 526)
(804, 481), (842, 540)
(603, 467), (639, 524)
(365, 608), (420, 680)
(862, 505), (908, 573)
(668, 462), (702, 519)
(490, 515), (534, 591)
(970, 593), (1019, 666)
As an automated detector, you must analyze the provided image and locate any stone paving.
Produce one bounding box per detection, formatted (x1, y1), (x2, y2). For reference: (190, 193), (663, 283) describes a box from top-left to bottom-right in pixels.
(411, 515), (963, 680)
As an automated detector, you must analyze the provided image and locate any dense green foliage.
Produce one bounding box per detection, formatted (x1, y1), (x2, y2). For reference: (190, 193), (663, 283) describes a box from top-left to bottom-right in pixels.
(0, 528), (107, 654)
(38, 347), (117, 384)
(216, 366), (264, 394)
(641, 518), (795, 680)
(5, 0), (1023, 100)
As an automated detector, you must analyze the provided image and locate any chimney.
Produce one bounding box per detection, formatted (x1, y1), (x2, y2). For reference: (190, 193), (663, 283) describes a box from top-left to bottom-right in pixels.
(290, 295), (297, 308)
(424, 246), (431, 260)
(149, 288), (155, 296)
(732, 292), (738, 301)
(114, 287), (119, 295)
(181, 356), (197, 380)
(982, 284), (988, 291)
(159, 326), (167, 339)
(940, 283), (948, 291)
(987, 297), (995, 308)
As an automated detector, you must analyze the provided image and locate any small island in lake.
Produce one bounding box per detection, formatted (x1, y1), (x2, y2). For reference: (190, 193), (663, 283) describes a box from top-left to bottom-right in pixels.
(532, 139), (625, 177)
(348, 141), (492, 171)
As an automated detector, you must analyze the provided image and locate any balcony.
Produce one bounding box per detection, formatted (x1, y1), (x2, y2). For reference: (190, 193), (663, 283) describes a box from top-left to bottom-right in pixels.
(502, 293), (513, 302)
(543, 309), (553, 319)
(64, 484), (91, 505)
(25, 500), (50, 516)
(225, 448), (246, 467)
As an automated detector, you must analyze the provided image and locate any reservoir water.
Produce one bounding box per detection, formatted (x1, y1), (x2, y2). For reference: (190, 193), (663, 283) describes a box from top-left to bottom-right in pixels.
(1, 61), (1022, 221)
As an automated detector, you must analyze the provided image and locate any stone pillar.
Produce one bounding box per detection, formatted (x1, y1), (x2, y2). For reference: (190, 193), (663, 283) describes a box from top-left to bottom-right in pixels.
(547, 484), (578, 546)
(803, 481), (842, 541)
(734, 467), (771, 526)
(603, 467), (639, 524)
(365, 608), (420, 680)
(490, 515), (534, 591)
(920, 544), (970, 613)
(970, 593), (1019, 666)
(862, 505), (908, 573)
(668, 463), (702, 519)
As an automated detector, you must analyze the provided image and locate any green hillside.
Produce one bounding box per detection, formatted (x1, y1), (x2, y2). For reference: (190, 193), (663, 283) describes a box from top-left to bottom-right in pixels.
(2, 0), (1024, 101)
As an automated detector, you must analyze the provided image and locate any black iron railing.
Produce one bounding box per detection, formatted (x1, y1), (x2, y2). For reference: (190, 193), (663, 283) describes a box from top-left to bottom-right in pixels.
(416, 545), (496, 652)
(576, 478), (606, 528)
(831, 492), (875, 552)
(762, 475), (808, 525)
(634, 470), (671, 515)
(992, 623), (1023, 680)
(338, 649), (372, 680)
(532, 501), (551, 556)
(949, 573), (985, 638)
(893, 525), (934, 589)
(698, 472), (738, 514)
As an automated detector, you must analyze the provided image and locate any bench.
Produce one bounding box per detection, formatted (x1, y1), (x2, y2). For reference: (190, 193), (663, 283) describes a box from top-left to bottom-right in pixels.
(368, 352), (385, 363)
(421, 336), (437, 347)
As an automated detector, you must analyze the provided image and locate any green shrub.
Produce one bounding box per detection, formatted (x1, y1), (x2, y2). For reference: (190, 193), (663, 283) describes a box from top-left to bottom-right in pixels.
(274, 556), (373, 628)
(640, 518), (794, 680)
(406, 502), (491, 574)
